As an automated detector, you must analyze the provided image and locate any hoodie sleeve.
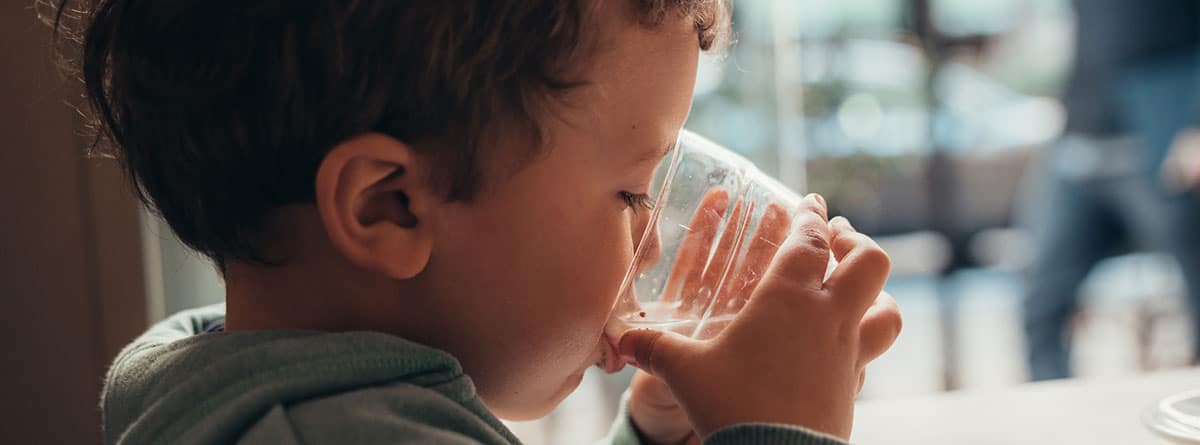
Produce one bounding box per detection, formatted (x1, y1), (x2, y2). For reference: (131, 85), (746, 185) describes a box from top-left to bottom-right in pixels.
(599, 391), (847, 445)
(235, 382), (515, 445)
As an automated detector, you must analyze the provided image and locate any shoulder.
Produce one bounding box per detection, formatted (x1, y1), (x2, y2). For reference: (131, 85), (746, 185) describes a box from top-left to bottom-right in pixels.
(238, 382), (518, 445)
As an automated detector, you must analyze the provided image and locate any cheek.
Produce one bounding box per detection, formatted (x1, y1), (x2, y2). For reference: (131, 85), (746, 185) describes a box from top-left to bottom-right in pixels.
(492, 200), (638, 411)
(523, 202), (633, 366)
(541, 202), (634, 319)
(425, 166), (639, 416)
(441, 190), (634, 343)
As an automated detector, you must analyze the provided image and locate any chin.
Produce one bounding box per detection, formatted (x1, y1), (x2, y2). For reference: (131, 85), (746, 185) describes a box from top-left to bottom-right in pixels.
(490, 369), (588, 421)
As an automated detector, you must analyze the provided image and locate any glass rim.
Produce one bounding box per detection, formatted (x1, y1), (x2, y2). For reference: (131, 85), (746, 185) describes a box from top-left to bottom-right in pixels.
(612, 129), (783, 316)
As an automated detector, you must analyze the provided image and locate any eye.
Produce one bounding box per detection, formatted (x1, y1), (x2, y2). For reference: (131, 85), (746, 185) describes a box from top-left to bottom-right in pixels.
(619, 191), (655, 211)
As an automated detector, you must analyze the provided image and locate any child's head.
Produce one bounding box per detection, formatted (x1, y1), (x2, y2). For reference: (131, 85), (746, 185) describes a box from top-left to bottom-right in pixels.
(53, 0), (728, 419)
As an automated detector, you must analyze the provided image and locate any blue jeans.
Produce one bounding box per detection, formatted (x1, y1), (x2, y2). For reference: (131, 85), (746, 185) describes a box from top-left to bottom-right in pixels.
(1020, 146), (1200, 381)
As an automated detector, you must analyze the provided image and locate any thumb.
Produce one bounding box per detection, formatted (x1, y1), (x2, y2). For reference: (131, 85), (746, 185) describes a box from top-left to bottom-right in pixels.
(618, 329), (697, 379)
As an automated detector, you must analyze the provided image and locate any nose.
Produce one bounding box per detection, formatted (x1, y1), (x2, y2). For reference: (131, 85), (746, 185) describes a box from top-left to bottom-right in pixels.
(632, 214), (662, 275)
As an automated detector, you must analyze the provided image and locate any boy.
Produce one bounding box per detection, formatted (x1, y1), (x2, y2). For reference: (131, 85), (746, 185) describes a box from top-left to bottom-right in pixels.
(50, 0), (902, 443)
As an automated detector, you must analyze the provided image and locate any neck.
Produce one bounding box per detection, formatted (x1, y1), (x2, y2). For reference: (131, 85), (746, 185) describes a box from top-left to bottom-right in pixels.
(222, 205), (383, 332)
(223, 258), (430, 340)
(222, 259), (352, 331)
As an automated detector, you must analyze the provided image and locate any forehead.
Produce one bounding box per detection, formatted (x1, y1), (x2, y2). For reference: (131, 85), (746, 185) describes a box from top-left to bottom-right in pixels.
(560, 7), (701, 158)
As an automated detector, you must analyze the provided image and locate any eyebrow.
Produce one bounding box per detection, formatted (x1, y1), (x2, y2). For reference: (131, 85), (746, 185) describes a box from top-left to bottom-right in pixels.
(634, 140), (675, 165)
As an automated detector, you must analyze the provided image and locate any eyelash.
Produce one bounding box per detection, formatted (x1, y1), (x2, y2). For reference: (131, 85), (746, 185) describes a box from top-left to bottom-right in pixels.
(619, 191), (655, 211)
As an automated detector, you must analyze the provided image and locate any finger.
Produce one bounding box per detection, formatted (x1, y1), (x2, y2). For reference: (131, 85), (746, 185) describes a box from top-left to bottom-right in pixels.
(663, 189), (729, 302)
(857, 291), (902, 364)
(618, 328), (698, 379)
(714, 203), (791, 312)
(826, 216), (891, 315)
(690, 199), (748, 313)
(628, 371), (694, 444)
(629, 371), (678, 411)
(757, 194), (831, 292)
(828, 216), (860, 262)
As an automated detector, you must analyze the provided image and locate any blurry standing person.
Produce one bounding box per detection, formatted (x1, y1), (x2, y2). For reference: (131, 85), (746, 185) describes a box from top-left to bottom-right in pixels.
(1022, 0), (1200, 381)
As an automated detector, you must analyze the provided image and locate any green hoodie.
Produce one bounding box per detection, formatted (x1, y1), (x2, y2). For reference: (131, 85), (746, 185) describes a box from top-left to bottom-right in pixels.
(102, 304), (845, 445)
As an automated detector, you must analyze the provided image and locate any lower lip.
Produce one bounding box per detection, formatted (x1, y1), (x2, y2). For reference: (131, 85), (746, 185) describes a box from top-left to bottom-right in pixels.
(598, 337), (625, 374)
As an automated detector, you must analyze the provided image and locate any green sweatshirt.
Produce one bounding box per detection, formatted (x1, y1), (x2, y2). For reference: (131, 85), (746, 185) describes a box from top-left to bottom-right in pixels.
(102, 304), (845, 445)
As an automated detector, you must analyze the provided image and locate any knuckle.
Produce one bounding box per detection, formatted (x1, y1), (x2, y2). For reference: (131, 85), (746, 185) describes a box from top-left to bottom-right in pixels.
(774, 244), (828, 273)
(639, 331), (665, 373)
(794, 226), (830, 252)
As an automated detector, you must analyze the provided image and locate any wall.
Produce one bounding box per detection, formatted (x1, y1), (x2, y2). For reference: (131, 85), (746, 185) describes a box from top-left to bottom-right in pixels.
(0, 1), (148, 442)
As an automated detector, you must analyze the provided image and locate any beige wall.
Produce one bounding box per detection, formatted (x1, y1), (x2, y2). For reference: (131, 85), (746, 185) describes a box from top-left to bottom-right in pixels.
(0, 1), (148, 443)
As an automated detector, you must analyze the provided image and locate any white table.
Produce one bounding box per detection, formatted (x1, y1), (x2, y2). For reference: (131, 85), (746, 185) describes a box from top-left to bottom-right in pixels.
(852, 368), (1200, 444)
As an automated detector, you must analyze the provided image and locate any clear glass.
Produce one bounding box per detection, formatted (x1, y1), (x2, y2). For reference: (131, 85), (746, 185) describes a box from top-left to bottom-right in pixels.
(1143, 389), (1200, 444)
(605, 130), (806, 341)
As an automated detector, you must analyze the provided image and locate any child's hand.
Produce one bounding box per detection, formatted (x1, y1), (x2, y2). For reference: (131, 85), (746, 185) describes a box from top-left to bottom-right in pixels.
(618, 193), (901, 440)
(626, 189), (789, 445)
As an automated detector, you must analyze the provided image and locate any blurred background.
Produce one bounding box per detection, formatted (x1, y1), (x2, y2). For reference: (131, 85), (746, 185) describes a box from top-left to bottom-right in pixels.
(1, 0), (1196, 443)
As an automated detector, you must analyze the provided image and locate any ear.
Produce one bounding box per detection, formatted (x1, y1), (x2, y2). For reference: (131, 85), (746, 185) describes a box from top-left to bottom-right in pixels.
(315, 133), (436, 279)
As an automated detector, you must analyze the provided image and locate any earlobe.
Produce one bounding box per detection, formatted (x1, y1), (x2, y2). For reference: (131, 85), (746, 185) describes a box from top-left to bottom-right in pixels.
(315, 133), (435, 279)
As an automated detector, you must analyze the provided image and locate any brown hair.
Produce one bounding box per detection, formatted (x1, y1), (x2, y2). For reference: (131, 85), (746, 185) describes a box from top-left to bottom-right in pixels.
(43, 0), (730, 265)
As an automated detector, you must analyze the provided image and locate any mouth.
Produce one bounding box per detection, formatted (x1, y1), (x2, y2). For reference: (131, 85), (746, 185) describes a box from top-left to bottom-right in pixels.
(594, 335), (626, 374)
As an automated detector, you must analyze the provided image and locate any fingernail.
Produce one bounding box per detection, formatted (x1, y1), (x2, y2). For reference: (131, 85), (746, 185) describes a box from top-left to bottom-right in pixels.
(805, 193), (827, 209)
(619, 353), (638, 367)
(831, 216), (855, 232)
